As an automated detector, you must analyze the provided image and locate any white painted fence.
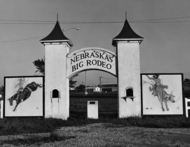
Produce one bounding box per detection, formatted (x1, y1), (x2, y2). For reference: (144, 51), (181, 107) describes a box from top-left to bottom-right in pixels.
(185, 98), (190, 118)
(0, 100), (3, 119)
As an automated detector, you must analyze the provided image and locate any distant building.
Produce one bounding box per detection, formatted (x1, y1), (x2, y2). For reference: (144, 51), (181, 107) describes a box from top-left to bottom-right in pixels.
(100, 83), (117, 92)
(85, 86), (101, 93)
(85, 83), (117, 93)
(94, 86), (101, 93)
(70, 87), (75, 91)
(85, 86), (94, 92)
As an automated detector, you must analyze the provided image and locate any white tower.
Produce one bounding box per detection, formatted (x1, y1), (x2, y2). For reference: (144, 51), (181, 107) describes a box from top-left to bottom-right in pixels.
(112, 18), (143, 118)
(40, 21), (72, 120)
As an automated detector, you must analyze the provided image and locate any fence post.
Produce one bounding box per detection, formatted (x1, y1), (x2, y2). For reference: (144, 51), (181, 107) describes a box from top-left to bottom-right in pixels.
(185, 98), (190, 118)
(0, 100), (3, 119)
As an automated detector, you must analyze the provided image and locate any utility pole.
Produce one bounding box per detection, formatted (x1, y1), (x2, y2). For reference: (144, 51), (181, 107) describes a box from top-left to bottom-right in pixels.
(99, 77), (102, 92)
(85, 71), (88, 95)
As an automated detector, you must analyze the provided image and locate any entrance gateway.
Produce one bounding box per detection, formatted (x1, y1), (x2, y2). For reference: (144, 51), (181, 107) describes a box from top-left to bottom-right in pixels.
(40, 17), (143, 120)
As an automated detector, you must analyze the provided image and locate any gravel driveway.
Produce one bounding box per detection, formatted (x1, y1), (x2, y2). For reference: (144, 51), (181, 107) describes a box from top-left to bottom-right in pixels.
(1, 123), (190, 147)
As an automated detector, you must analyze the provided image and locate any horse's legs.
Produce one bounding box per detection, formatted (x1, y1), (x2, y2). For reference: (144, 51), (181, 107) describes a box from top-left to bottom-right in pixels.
(157, 95), (165, 111)
(13, 96), (21, 111)
(165, 101), (169, 111)
(8, 93), (18, 106)
(161, 102), (165, 111)
(13, 102), (19, 111)
(37, 83), (42, 88)
(8, 98), (12, 105)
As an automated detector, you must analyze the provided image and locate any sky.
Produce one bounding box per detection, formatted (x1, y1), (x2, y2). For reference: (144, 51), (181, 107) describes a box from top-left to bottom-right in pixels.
(0, 0), (190, 86)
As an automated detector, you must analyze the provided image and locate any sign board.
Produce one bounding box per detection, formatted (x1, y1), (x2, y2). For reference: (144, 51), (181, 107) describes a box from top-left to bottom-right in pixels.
(141, 73), (184, 116)
(4, 76), (44, 118)
(67, 48), (116, 77)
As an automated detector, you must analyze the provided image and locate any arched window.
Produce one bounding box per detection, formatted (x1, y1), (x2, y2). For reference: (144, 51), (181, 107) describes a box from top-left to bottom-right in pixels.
(52, 89), (59, 98)
(126, 87), (133, 97)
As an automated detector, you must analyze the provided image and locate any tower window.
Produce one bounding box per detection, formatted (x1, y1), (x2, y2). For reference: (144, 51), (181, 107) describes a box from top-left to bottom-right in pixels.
(52, 89), (59, 98)
(126, 87), (133, 97)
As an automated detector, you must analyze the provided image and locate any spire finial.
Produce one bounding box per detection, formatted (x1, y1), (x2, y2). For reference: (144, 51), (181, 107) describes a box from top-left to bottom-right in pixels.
(125, 11), (127, 20)
(57, 14), (58, 21)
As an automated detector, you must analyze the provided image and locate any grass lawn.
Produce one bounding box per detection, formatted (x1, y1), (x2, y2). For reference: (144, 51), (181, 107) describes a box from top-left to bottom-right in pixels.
(1, 122), (190, 146)
(0, 93), (190, 146)
(0, 116), (190, 136)
(0, 114), (190, 146)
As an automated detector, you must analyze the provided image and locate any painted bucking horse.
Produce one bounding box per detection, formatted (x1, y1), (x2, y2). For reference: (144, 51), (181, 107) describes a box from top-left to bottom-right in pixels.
(8, 82), (42, 111)
(144, 75), (176, 111)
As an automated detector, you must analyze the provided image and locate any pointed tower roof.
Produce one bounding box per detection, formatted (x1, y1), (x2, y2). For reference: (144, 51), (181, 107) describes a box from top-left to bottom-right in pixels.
(40, 21), (73, 46)
(112, 18), (143, 46)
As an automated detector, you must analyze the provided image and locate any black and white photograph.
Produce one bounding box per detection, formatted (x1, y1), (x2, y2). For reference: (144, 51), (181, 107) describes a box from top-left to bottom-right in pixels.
(0, 0), (190, 146)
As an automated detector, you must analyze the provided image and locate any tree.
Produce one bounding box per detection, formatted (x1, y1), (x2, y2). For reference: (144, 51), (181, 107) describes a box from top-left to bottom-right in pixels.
(0, 85), (4, 93)
(75, 84), (85, 92)
(70, 79), (77, 88)
(33, 58), (77, 88)
(70, 74), (78, 88)
(0, 85), (4, 99)
(184, 78), (190, 82)
(33, 58), (45, 75)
